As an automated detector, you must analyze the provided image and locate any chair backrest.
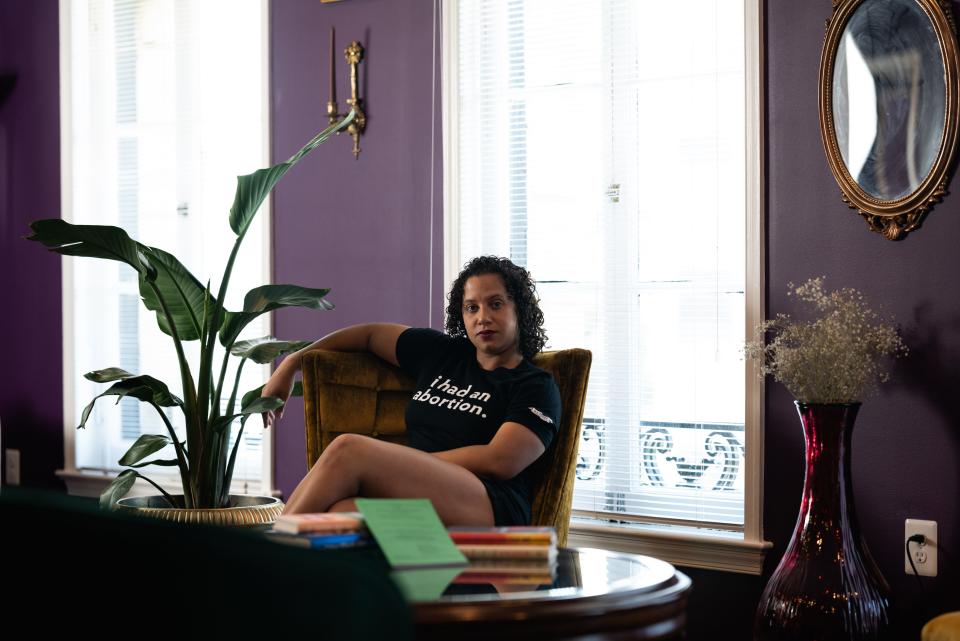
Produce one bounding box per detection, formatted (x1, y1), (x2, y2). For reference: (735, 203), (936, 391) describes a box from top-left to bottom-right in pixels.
(302, 350), (413, 464)
(527, 349), (592, 546)
(300, 348), (592, 546)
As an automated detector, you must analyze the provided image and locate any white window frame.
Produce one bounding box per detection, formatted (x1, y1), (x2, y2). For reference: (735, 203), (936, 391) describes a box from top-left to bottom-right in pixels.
(442, 0), (770, 574)
(55, 0), (277, 499)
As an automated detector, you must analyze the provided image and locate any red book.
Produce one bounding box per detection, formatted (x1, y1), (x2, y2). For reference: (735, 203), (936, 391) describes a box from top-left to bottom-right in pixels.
(447, 526), (556, 546)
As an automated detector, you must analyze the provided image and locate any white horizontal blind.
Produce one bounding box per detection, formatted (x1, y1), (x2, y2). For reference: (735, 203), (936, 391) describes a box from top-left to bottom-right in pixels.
(456, 0), (746, 529)
(67, 0), (269, 492)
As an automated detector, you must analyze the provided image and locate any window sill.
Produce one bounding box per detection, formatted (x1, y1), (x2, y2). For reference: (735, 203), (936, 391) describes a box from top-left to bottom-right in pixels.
(58, 472), (766, 573)
(568, 522), (772, 575)
(56, 468), (279, 500)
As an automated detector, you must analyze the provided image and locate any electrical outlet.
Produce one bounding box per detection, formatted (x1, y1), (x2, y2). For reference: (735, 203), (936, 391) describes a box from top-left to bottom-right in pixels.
(5, 448), (20, 486)
(905, 519), (938, 577)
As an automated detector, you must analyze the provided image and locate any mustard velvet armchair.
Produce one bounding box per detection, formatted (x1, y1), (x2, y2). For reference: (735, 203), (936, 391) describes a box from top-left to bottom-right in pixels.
(301, 348), (592, 546)
(923, 612), (960, 641)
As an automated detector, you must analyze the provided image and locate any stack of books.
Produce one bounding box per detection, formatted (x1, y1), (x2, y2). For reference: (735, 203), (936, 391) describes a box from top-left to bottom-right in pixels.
(447, 526), (557, 585)
(265, 512), (372, 549)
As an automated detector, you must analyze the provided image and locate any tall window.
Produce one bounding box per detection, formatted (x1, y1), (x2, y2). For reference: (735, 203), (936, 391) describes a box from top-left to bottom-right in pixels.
(62, 0), (271, 494)
(448, 0), (762, 558)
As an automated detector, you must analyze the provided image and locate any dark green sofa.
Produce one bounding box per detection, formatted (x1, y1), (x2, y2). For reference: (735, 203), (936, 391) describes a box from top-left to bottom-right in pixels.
(0, 487), (412, 639)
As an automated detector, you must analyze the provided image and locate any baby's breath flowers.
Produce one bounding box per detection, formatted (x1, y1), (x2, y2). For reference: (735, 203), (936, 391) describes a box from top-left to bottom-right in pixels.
(744, 277), (907, 403)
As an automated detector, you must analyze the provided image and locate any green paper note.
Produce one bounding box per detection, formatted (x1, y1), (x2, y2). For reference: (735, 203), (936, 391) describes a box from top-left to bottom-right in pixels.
(390, 567), (463, 602)
(356, 498), (468, 569)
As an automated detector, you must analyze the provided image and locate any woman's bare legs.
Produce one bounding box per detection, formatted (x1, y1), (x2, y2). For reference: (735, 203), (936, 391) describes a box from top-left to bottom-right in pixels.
(282, 434), (495, 526)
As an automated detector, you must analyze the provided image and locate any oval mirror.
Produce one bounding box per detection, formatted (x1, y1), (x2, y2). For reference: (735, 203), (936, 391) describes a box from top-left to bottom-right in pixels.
(820, 0), (960, 240)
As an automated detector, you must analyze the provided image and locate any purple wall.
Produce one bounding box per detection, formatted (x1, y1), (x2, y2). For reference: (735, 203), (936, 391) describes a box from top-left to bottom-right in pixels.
(764, 0), (960, 633)
(269, 0), (444, 496)
(0, 0), (63, 489)
(2, 0), (956, 636)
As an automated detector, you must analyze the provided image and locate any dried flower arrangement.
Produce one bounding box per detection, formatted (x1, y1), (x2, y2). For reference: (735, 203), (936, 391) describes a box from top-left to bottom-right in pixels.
(745, 277), (907, 403)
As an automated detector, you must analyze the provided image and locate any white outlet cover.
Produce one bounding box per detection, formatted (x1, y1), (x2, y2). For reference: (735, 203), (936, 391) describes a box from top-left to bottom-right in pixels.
(905, 519), (938, 577)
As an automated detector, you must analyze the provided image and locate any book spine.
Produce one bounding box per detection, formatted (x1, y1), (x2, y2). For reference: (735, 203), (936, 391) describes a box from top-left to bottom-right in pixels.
(274, 524), (366, 534)
(273, 513), (365, 534)
(265, 532), (370, 549)
(446, 527), (555, 534)
(448, 534), (554, 545)
(307, 537), (369, 550)
(457, 545), (557, 560)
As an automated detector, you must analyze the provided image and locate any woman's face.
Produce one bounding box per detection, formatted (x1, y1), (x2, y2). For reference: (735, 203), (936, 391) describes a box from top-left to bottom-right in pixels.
(461, 273), (520, 360)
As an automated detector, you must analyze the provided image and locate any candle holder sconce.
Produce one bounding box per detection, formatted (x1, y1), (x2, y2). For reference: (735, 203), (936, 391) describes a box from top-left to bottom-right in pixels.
(327, 38), (366, 159)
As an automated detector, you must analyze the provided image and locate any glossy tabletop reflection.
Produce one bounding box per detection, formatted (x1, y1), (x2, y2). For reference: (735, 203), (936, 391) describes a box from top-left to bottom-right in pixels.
(402, 547), (692, 641)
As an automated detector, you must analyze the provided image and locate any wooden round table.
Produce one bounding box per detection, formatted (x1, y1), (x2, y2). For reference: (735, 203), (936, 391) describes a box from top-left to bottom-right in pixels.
(408, 548), (692, 640)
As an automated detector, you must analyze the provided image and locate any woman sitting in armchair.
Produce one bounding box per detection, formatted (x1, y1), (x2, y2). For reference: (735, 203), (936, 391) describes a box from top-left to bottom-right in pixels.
(261, 256), (561, 527)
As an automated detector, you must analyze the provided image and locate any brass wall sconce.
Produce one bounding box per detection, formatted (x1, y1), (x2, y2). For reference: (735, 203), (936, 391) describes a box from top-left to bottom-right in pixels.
(327, 27), (367, 159)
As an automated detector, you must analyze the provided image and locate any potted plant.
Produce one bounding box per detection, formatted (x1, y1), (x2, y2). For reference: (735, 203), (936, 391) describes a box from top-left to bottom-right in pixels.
(746, 277), (907, 640)
(26, 112), (356, 524)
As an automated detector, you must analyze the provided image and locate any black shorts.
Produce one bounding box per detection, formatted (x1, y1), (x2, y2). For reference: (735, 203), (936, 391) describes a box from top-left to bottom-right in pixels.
(478, 478), (530, 526)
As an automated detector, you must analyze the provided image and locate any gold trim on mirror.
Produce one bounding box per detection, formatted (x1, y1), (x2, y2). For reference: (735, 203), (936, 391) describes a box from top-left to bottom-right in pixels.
(820, 0), (960, 240)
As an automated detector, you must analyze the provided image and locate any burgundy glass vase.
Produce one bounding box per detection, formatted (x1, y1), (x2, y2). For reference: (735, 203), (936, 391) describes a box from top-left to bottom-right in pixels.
(754, 402), (892, 641)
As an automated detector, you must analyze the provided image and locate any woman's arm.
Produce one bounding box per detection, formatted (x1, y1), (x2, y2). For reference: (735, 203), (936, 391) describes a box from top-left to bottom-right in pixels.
(291, 322), (409, 366)
(432, 422), (546, 481)
(261, 322), (409, 426)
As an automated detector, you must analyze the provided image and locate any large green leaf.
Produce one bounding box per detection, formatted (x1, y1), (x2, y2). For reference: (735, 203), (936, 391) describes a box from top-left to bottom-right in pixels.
(241, 384), (265, 410)
(211, 396), (284, 433)
(229, 111), (355, 237)
(99, 470), (138, 510)
(239, 396), (286, 415)
(230, 337), (312, 364)
(219, 285), (333, 347)
(126, 458), (180, 469)
(99, 469), (181, 509)
(138, 245), (218, 341)
(84, 368), (134, 383)
(240, 381), (303, 410)
(118, 434), (172, 467)
(25, 220), (156, 281)
(213, 396), (283, 432)
(78, 376), (183, 429)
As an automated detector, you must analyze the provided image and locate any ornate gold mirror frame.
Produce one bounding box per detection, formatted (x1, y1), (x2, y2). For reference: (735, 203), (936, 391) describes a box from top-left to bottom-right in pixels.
(820, 0), (960, 240)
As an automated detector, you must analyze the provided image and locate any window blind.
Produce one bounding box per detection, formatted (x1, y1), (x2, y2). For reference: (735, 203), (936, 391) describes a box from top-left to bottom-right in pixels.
(456, 0), (747, 529)
(67, 0), (269, 492)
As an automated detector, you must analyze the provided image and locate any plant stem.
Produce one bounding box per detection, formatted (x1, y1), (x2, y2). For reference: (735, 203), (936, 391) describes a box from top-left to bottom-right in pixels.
(222, 416), (249, 506)
(136, 472), (180, 508)
(145, 280), (199, 475)
(227, 358), (247, 417)
(198, 233), (245, 506)
(214, 341), (234, 422)
(210, 237), (245, 392)
(211, 421), (228, 508)
(150, 402), (194, 509)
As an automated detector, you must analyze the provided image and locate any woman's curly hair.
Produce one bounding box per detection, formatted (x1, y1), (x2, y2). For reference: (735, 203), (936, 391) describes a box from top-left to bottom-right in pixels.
(445, 256), (548, 359)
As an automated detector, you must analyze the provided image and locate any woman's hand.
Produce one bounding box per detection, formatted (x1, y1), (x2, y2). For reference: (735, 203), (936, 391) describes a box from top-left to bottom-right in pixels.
(261, 356), (298, 428)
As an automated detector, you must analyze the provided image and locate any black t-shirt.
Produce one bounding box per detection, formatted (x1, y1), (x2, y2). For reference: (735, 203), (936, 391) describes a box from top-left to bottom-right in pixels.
(395, 328), (561, 524)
